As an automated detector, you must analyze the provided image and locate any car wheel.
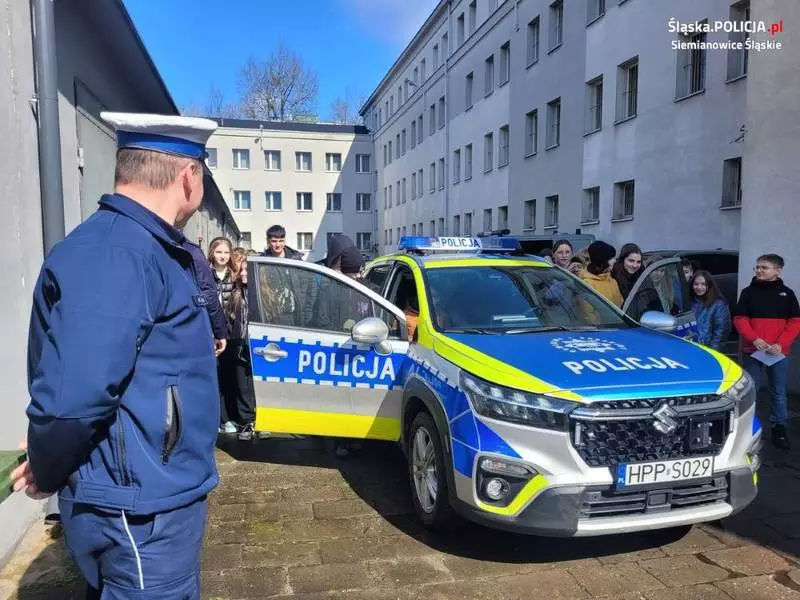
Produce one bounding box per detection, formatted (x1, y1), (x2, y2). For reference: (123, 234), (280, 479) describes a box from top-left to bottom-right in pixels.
(408, 411), (456, 528)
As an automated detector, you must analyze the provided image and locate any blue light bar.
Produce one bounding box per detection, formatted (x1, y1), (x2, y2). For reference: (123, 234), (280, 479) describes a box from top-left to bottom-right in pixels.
(397, 236), (520, 253)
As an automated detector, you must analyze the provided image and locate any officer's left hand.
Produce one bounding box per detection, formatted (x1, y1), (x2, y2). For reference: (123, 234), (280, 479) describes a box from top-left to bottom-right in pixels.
(766, 344), (783, 356)
(214, 339), (227, 357)
(10, 440), (52, 500)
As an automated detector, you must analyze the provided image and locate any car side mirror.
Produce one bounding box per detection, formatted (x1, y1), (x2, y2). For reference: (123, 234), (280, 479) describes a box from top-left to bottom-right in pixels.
(640, 311), (679, 332)
(351, 317), (392, 355)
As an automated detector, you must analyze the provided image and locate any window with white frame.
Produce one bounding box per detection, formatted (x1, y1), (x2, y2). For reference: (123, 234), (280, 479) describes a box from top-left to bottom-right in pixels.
(418, 222), (424, 235)
(297, 233), (313, 251)
(402, 178), (407, 203)
(412, 224), (417, 236)
(206, 148), (218, 168)
(453, 215), (461, 235)
(383, 144), (387, 167)
(499, 42), (511, 85)
(296, 192), (313, 211)
(356, 193), (372, 212)
(413, 66), (419, 84)
(264, 150), (281, 170)
(616, 58), (638, 121)
(438, 218), (444, 236)
(465, 72), (474, 110)
(390, 94), (394, 114)
(233, 149), (250, 169)
(438, 158), (445, 190)
(233, 190), (251, 210)
(429, 104), (436, 135)
(587, 0), (605, 24)
(613, 180), (635, 219)
(417, 169), (424, 196)
(357, 232), (372, 251)
(549, 0), (564, 50)
(545, 195), (559, 228)
(397, 180), (401, 204)
(469, 0), (477, 34)
(546, 98), (561, 148)
(586, 76), (603, 133)
(722, 157), (742, 208)
(421, 58), (426, 80)
(453, 149), (461, 183)
(411, 173), (417, 198)
(498, 205), (508, 230)
(429, 221), (435, 237)
(430, 162), (436, 192)
(457, 13), (465, 46)
(395, 134), (400, 159)
(325, 153), (342, 172)
(527, 16), (540, 66)
(418, 115), (424, 143)
(296, 151), (312, 172)
(404, 81), (409, 103)
(727, 1), (750, 80)
(582, 187), (600, 223)
(499, 125), (509, 167)
(265, 191), (282, 211)
(464, 213), (472, 236)
(411, 121), (417, 149)
(483, 209), (492, 232)
(524, 199), (536, 230)
(388, 185), (392, 207)
(383, 187), (388, 209)
(388, 141), (392, 163)
(438, 97), (446, 129)
(676, 29), (706, 98)
(484, 55), (495, 96)
(525, 109), (538, 156)
(433, 44), (439, 69)
(356, 154), (371, 173)
(484, 132), (493, 172)
(465, 144), (473, 179)
(442, 32), (448, 57)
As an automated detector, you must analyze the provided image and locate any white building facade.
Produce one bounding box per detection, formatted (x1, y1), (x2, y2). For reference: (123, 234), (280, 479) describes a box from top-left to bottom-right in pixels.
(362, 0), (764, 255)
(207, 119), (376, 261)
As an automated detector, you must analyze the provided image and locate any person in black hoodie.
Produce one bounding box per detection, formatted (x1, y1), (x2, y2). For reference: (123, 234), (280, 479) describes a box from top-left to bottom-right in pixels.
(313, 234), (373, 332)
(733, 253), (800, 450)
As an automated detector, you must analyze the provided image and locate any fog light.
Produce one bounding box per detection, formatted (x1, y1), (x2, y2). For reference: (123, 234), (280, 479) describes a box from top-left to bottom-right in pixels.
(484, 478), (510, 501)
(480, 458), (535, 478)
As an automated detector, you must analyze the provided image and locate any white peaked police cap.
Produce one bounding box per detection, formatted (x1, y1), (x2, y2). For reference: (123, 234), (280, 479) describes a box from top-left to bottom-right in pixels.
(100, 112), (218, 160)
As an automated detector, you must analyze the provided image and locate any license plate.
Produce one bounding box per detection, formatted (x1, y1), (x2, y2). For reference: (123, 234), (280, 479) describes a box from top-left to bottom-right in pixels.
(615, 456), (714, 489)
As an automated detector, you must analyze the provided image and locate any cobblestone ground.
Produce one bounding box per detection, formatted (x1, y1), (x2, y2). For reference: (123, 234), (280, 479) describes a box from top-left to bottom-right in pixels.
(3, 396), (800, 600)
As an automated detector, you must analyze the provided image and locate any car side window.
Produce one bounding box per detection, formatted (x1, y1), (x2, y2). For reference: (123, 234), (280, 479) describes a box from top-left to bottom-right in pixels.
(628, 262), (691, 321)
(363, 263), (391, 294)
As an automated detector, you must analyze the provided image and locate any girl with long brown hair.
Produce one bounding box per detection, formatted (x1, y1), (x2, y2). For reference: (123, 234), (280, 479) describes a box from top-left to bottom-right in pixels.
(691, 270), (731, 351)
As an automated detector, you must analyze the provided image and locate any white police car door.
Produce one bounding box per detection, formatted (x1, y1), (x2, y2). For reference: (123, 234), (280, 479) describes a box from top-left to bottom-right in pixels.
(622, 257), (697, 340)
(245, 257), (409, 441)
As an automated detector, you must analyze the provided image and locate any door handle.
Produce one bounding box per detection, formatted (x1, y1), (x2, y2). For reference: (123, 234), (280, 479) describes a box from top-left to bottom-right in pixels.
(254, 343), (288, 362)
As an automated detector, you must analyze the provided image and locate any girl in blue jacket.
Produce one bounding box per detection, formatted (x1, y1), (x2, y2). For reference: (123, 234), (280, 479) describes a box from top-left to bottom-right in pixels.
(691, 270), (732, 351)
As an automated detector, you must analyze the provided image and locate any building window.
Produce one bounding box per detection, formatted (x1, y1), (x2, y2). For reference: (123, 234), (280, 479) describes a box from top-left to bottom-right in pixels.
(438, 218), (444, 236)
(206, 148), (218, 168)
(383, 187), (388, 209)
(527, 17), (540, 66)
(485, 55), (495, 96)
(233, 190), (251, 210)
(483, 208), (492, 232)
(388, 185), (393, 207)
(676, 29), (706, 99)
(525, 110), (538, 156)
(586, 76), (603, 133)
(429, 104), (436, 135)
(265, 191), (282, 211)
(413, 66), (419, 84)
(453, 214), (461, 235)
(546, 98), (561, 149)
(442, 32), (448, 57)
(727, 1), (750, 80)
(418, 115), (424, 143)
(457, 13), (465, 46)
(395, 134), (400, 159)
(524, 199), (536, 230)
(326, 193), (342, 212)
(613, 180), (635, 219)
(402, 178), (407, 203)
(465, 144), (473, 179)
(383, 145), (387, 167)
(401, 130), (407, 155)
(411, 173), (417, 199)
(417, 169), (424, 196)
(549, 0), (564, 51)
(484, 132), (493, 172)
(587, 0), (605, 24)
(616, 58), (638, 122)
(296, 192), (313, 212)
(325, 153), (342, 172)
(582, 187), (600, 223)
(356, 154), (371, 173)
(388, 141), (392, 163)
(418, 222), (424, 235)
(722, 157), (743, 208)
(498, 125), (509, 167)
(412, 224), (417, 236)
(465, 72), (474, 110)
(421, 58), (427, 80)
(545, 195), (559, 228)
(438, 96), (446, 129)
(297, 233), (313, 251)
(357, 232), (372, 251)
(433, 44), (439, 69)
(240, 232), (251, 249)
(233, 149), (250, 169)
(499, 42), (511, 85)
(453, 149), (461, 183)
(498, 205), (508, 230)
(464, 213), (472, 236)
(411, 121), (417, 149)
(430, 162), (436, 193)
(390, 94), (394, 114)
(469, 0), (477, 34)
(296, 152), (312, 172)
(438, 158), (445, 190)
(264, 150), (281, 170)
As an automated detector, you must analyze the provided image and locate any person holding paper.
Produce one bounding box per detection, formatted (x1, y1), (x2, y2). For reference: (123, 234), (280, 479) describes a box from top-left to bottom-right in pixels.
(733, 253), (800, 450)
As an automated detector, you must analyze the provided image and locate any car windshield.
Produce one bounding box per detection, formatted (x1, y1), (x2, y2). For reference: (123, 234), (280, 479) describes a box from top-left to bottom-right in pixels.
(426, 265), (631, 333)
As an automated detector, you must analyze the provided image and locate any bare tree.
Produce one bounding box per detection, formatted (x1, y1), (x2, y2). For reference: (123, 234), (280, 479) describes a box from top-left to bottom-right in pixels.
(205, 84), (239, 119)
(237, 42), (319, 121)
(330, 88), (366, 125)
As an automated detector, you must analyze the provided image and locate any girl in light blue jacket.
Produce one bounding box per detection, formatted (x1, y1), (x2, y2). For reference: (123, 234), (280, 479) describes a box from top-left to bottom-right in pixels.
(691, 270), (731, 351)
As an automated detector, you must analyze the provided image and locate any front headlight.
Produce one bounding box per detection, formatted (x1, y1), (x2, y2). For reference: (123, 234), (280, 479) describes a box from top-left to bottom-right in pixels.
(460, 372), (577, 431)
(724, 371), (756, 413)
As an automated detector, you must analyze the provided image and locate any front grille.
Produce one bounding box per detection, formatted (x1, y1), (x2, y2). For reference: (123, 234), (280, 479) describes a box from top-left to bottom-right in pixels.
(580, 475), (729, 519)
(587, 394), (721, 411)
(570, 408), (731, 468)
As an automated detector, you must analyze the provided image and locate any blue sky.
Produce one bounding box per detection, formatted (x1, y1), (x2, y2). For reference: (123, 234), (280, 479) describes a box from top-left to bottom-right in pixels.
(122, 0), (435, 120)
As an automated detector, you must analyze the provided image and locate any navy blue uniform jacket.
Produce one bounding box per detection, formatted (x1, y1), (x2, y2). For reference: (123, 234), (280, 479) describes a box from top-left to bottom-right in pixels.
(26, 194), (220, 514)
(183, 239), (229, 340)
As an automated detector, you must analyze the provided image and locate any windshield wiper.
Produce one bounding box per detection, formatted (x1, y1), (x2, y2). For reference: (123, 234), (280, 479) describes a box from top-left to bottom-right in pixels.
(444, 328), (504, 335)
(504, 325), (604, 335)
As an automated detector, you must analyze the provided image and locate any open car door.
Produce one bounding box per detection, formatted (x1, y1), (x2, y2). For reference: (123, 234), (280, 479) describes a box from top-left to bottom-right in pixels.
(622, 256), (697, 340)
(245, 257), (410, 441)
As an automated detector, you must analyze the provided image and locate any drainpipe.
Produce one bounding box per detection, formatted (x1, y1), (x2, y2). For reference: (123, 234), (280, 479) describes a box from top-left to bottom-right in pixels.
(32, 0), (65, 254)
(443, 0), (452, 235)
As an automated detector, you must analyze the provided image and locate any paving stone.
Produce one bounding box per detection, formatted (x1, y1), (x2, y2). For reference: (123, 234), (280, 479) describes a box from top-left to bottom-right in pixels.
(440, 555), (540, 579)
(370, 556), (453, 587)
(202, 567), (287, 599)
(313, 499), (379, 520)
(288, 563), (374, 594)
(702, 545), (792, 576)
(318, 536), (400, 564)
(597, 547), (668, 565)
(241, 541), (321, 568)
(717, 575), (800, 600)
(210, 489), (280, 506)
(202, 543), (243, 571)
(280, 517), (375, 542)
(283, 485), (345, 502)
(567, 563), (664, 597)
(660, 527), (728, 556)
(421, 570), (589, 600)
(640, 555), (729, 587)
(643, 584), (735, 600)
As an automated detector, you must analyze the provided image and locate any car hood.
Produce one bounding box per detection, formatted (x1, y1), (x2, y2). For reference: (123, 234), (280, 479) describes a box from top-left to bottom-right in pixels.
(437, 327), (740, 401)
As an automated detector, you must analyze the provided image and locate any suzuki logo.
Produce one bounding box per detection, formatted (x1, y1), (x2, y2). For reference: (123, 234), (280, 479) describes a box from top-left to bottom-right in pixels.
(652, 403), (680, 435)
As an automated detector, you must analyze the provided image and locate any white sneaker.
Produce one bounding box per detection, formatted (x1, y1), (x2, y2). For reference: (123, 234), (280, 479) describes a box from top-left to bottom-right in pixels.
(221, 421), (238, 434)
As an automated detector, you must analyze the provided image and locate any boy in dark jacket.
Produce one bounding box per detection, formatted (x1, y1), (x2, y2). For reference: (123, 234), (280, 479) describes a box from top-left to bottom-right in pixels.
(733, 253), (800, 450)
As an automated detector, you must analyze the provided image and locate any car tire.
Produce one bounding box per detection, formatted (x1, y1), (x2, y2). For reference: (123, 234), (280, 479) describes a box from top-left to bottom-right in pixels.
(407, 411), (456, 529)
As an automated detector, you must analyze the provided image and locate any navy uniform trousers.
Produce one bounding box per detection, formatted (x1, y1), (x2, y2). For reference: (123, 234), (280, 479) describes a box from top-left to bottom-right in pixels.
(58, 495), (208, 599)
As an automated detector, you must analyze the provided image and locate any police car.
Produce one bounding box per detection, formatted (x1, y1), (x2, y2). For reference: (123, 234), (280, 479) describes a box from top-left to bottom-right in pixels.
(244, 236), (762, 537)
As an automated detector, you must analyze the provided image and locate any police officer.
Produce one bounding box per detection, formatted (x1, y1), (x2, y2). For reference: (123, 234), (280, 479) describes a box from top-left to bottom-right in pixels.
(12, 112), (221, 598)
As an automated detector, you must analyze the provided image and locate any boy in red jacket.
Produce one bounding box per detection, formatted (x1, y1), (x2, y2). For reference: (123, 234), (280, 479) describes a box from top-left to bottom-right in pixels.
(733, 253), (800, 450)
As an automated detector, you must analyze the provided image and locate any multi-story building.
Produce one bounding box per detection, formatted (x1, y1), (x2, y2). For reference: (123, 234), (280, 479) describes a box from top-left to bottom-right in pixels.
(361, 0), (757, 254)
(207, 119), (376, 261)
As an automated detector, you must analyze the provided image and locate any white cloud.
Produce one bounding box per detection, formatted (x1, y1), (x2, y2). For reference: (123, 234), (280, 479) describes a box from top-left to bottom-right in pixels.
(343, 0), (438, 49)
